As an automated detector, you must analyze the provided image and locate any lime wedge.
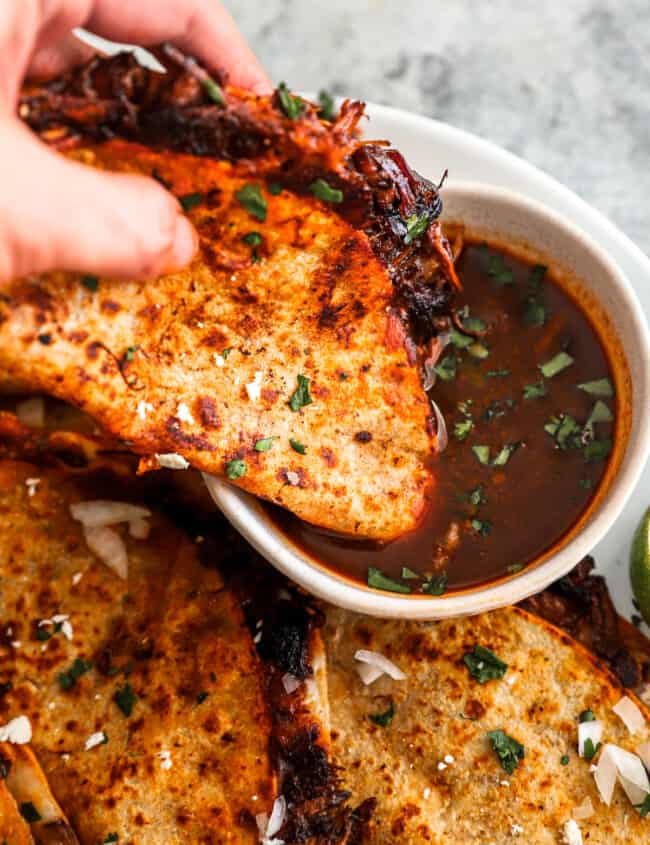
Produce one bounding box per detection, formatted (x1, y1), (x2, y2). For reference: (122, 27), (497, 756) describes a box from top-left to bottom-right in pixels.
(630, 506), (650, 625)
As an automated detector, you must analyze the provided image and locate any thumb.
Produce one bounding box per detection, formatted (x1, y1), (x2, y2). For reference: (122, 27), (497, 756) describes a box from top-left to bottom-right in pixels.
(0, 119), (197, 281)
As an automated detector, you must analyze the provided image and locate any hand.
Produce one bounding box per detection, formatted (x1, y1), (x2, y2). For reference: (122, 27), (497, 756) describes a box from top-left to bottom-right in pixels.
(0, 0), (271, 281)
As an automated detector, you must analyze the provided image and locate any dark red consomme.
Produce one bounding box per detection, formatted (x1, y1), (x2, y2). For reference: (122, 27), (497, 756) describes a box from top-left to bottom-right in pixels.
(267, 241), (616, 592)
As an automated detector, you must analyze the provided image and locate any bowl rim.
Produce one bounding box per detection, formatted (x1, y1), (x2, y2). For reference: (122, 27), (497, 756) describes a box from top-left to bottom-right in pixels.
(204, 180), (650, 619)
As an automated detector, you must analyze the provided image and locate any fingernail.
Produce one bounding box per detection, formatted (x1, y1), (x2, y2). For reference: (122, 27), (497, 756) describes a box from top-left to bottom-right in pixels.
(169, 216), (198, 269)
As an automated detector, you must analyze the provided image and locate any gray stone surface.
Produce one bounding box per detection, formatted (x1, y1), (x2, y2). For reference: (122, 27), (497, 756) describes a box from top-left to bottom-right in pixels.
(226, 0), (650, 254)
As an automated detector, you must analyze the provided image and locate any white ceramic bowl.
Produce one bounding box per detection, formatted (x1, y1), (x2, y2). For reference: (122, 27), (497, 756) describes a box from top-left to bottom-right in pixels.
(204, 181), (650, 619)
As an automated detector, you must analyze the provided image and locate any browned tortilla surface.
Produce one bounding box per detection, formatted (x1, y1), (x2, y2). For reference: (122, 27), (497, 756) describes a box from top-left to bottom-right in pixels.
(0, 460), (274, 843)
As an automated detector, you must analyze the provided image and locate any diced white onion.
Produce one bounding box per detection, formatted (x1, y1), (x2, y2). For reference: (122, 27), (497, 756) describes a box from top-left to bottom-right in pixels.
(430, 399), (448, 453)
(571, 797), (594, 820)
(70, 500), (151, 528)
(129, 518), (151, 540)
(635, 740), (650, 770)
(0, 715), (32, 744)
(83, 526), (128, 579)
(613, 696), (646, 735)
(578, 720), (603, 758)
(281, 673), (302, 695)
(354, 649), (406, 682)
(593, 744), (650, 806)
(16, 397), (45, 428)
(156, 452), (190, 470)
(256, 795), (287, 844)
(562, 819), (583, 845)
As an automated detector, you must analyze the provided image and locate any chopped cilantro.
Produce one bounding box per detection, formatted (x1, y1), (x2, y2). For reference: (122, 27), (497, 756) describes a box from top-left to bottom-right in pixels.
(584, 438), (612, 462)
(196, 691), (209, 704)
(221, 348), (232, 360)
(367, 567), (411, 594)
(254, 437), (276, 452)
(471, 518), (492, 536)
(289, 374), (313, 412)
(401, 566), (420, 580)
(529, 263), (547, 289)
(523, 380), (547, 400)
(317, 89), (336, 121)
(235, 184), (268, 222)
(368, 699), (395, 727)
(492, 442), (519, 467)
(179, 192), (203, 213)
(487, 729), (524, 775)
(404, 213), (429, 245)
(81, 274), (99, 292)
(486, 369), (510, 378)
(19, 802), (41, 823)
(507, 563), (524, 574)
(463, 645), (508, 683)
(487, 254), (513, 284)
(277, 82), (306, 119)
(539, 351), (574, 378)
(583, 738), (601, 762)
(309, 179), (343, 203)
(462, 315), (487, 333)
(268, 182), (283, 196)
(243, 231), (263, 247)
(290, 438), (306, 454)
(577, 377), (614, 397)
(226, 459), (247, 480)
(453, 419), (473, 441)
(422, 572), (447, 596)
(58, 657), (92, 690)
(450, 327), (474, 349)
(467, 485), (486, 507)
(203, 77), (225, 105)
(103, 835), (119, 844)
(523, 297), (546, 326)
(561, 754), (570, 766)
(433, 354), (457, 382)
(586, 399), (613, 427)
(579, 709), (595, 723)
(472, 445), (490, 466)
(124, 345), (139, 362)
(114, 682), (137, 717)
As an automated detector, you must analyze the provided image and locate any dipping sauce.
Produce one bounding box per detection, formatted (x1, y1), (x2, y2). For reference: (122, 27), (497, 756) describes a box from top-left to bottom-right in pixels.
(268, 240), (617, 593)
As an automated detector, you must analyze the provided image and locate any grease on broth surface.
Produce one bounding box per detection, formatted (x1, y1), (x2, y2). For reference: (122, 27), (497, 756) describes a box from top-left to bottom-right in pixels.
(268, 240), (617, 593)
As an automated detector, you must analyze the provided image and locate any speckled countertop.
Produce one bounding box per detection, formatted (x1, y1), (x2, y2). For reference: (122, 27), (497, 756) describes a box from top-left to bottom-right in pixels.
(226, 0), (650, 255)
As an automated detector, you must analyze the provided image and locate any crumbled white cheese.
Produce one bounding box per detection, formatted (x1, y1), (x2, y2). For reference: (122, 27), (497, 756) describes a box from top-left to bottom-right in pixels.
(176, 402), (195, 424)
(72, 571), (83, 586)
(61, 620), (73, 640)
(156, 453), (190, 470)
(562, 819), (583, 845)
(214, 352), (226, 367)
(285, 471), (300, 487)
(136, 400), (153, 420)
(158, 749), (172, 770)
(443, 754), (455, 764)
(25, 477), (40, 497)
(11, 641), (21, 649)
(85, 731), (107, 751)
(40, 614), (73, 641)
(511, 824), (524, 836)
(246, 371), (263, 402)
(437, 762), (447, 771)
(0, 715), (32, 744)
(500, 780), (510, 787)
(422, 787), (431, 799)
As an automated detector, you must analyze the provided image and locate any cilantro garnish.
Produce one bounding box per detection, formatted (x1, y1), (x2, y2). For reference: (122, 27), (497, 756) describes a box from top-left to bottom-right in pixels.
(492, 442), (520, 467)
(368, 699), (395, 727)
(290, 438), (307, 454)
(309, 179), (343, 203)
(203, 76), (225, 105)
(317, 89), (336, 121)
(196, 691), (209, 704)
(529, 264), (547, 289)
(243, 231), (263, 247)
(114, 682), (137, 717)
(367, 566), (411, 594)
(401, 566), (419, 579)
(267, 182), (283, 196)
(583, 737), (601, 761)
(486, 369), (510, 378)
(289, 374), (313, 412)
(124, 345), (139, 362)
(81, 274), (99, 292)
(583, 439), (612, 462)
(404, 213), (429, 245)
(467, 485), (486, 507)
(539, 351), (574, 378)
(277, 82), (305, 119)
(19, 802), (41, 823)
(58, 658), (92, 690)
(433, 355), (457, 382)
(254, 437), (276, 452)
(472, 445), (490, 466)
(579, 709), (596, 723)
(179, 192), (203, 213)
(579, 478), (594, 489)
(561, 754), (570, 766)
(235, 184), (268, 222)
(450, 327), (474, 349)
(103, 834), (119, 844)
(507, 563), (524, 574)
(487, 254), (513, 284)
(463, 645), (508, 683)
(487, 729), (525, 775)
(471, 518), (492, 536)
(422, 572), (448, 596)
(523, 380), (547, 400)
(523, 297), (546, 326)
(453, 419), (473, 441)
(226, 459), (247, 480)
(577, 377), (614, 397)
